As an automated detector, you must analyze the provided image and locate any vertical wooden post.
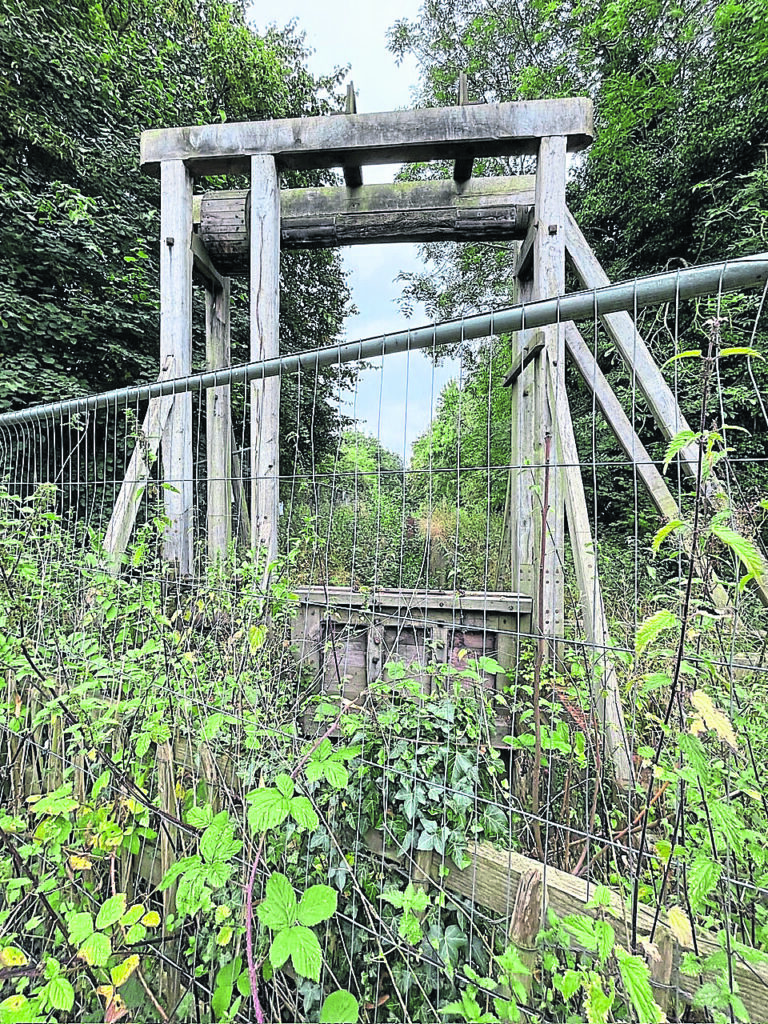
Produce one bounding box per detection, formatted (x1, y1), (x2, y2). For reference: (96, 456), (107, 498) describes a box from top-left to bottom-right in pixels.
(206, 278), (232, 563)
(250, 155), (280, 566)
(533, 136), (567, 647)
(160, 160), (194, 575)
(509, 137), (567, 650)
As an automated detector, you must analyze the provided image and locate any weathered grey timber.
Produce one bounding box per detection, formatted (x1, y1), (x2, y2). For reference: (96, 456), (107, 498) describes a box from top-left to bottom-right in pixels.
(194, 177), (535, 271)
(206, 278), (231, 562)
(533, 136), (567, 642)
(159, 161), (194, 574)
(250, 156), (280, 565)
(453, 73), (474, 183)
(546, 351), (633, 786)
(140, 98), (594, 176)
(102, 356), (176, 565)
(564, 322), (730, 609)
(342, 83), (363, 189)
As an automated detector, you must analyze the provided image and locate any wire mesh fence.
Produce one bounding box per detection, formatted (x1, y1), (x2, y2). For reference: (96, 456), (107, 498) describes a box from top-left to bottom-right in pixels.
(2, 263), (768, 1023)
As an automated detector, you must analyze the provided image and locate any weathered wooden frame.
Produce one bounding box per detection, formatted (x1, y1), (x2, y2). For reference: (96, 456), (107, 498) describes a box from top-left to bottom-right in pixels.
(107, 92), (739, 786)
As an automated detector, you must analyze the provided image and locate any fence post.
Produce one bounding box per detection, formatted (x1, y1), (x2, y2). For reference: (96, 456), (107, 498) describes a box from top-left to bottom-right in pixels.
(206, 278), (232, 562)
(159, 160), (194, 575)
(250, 156), (280, 567)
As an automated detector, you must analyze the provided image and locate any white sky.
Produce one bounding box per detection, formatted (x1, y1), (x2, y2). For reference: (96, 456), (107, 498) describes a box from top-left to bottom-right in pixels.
(247, 0), (460, 459)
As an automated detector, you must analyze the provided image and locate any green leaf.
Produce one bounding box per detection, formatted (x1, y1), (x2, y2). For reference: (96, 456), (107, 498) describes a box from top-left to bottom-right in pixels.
(305, 761), (324, 784)
(399, 911), (423, 945)
(247, 788), (290, 833)
(120, 904), (145, 928)
(257, 873), (297, 931)
(662, 351), (701, 368)
(564, 914), (597, 952)
(297, 884), (337, 926)
(312, 738), (332, 762)
(710, 523), (765, 577)
(125, 922), (147, 944)
(322, 760), (349, 789)
(651, 518), (686, 553)
(635, 609), (679, 655)
(594, 920), (615, 963)
(30, 785), (79, 817)
(274, 773), (294, 799)
(44, 976), (75, 1012)
(270, 925), (323, 981)
(319, 989), (360, 1023)
(287, 925), (323, 981)
(96, 892), (127, 930)
(200, 811), (242, 864)
(67, 911), (94, 945)
(688, 851), (722, 911)
(559, 968), (581, 999)
(719, 346), (763, 360)
(616, 947), (663, 1024)
(91, 770), (111, 799)
(77, 930), (112, 966)
(663, 428), (698, 471)
(290, 795), (318, 830)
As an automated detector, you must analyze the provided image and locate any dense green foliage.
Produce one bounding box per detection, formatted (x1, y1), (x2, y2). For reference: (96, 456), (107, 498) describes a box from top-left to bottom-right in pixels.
(389, 0), (768, 516)
(0, 0), (352, 464)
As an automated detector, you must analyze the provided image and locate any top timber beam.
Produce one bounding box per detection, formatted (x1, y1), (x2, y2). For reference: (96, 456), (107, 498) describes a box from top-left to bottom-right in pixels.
(140, 98), (593, 177)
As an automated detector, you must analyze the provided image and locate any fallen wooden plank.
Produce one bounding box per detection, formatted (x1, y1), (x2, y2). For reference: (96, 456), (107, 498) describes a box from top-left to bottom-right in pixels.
(140, 98), (594, 176)
(367, 829), (768, 1020)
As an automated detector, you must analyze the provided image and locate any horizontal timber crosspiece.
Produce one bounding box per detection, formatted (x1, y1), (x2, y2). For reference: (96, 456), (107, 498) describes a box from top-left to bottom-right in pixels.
(193, 176), (536, 270)
(0, 253), (766, 427)
(140, 98), (594, 176)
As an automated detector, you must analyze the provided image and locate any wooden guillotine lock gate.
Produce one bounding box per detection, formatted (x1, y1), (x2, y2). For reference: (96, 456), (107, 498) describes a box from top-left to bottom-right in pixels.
(102, 79), (747, 788)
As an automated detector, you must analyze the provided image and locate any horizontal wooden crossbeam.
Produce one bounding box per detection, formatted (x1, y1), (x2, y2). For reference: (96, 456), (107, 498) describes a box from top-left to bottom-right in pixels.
(193, 176), (535, 272)
(140, 98), (593, 176)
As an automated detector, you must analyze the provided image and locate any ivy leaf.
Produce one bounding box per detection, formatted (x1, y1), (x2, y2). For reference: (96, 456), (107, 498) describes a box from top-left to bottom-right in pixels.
(615, 947), (663, 1024)
(290, 795), (318, 830)
(77, 930), (112, 967)
(200, 811), (242, 864)
(44, 976), (75, 1012)
(297, 884), (337, 926)
(247, 788), (290, 833)
(257, 873), (297, 931)
(96, 893), (126, 931)
(319, 989), (360, 1023)
(635, 609), (679, 655)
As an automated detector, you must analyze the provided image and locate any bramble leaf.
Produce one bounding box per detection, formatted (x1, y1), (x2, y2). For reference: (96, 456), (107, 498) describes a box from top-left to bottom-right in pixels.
(320, 989), (360, 1023)
(297, 884), (337, 926)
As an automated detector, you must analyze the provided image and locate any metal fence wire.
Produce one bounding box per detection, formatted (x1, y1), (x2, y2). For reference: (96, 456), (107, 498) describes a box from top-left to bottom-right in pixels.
(1, 258), (768, 1023)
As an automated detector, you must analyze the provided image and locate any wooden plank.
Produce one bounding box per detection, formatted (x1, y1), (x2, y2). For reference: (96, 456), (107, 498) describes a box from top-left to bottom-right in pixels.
(196, 177), (535, 272)
(565, 322), (731, 610)
(564, 209), (700, 479)
(502, 331), (545, 388)
(546, 353), (634, 787)
(103, 356), (175, 565)
(205, 278), (231, 563)
(191, 233), (225, 292)
(564, 212), (768, 606)
(140, 98), (594, 176)
(230, 428), (251, 548)
(432, 839), (768, 1020)
(292, 585), (533, 616)
(533, 136), (567, 644)
(453, 73), (474, 184)
(250, 155), (281, 566)
(342, 83), (363, 189)
(159, 161), (194, 575)
(514, 213), (536, 282)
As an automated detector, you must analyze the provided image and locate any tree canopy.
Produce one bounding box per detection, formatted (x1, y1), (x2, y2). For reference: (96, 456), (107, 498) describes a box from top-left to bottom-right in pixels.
(0, 0), (352, 466)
